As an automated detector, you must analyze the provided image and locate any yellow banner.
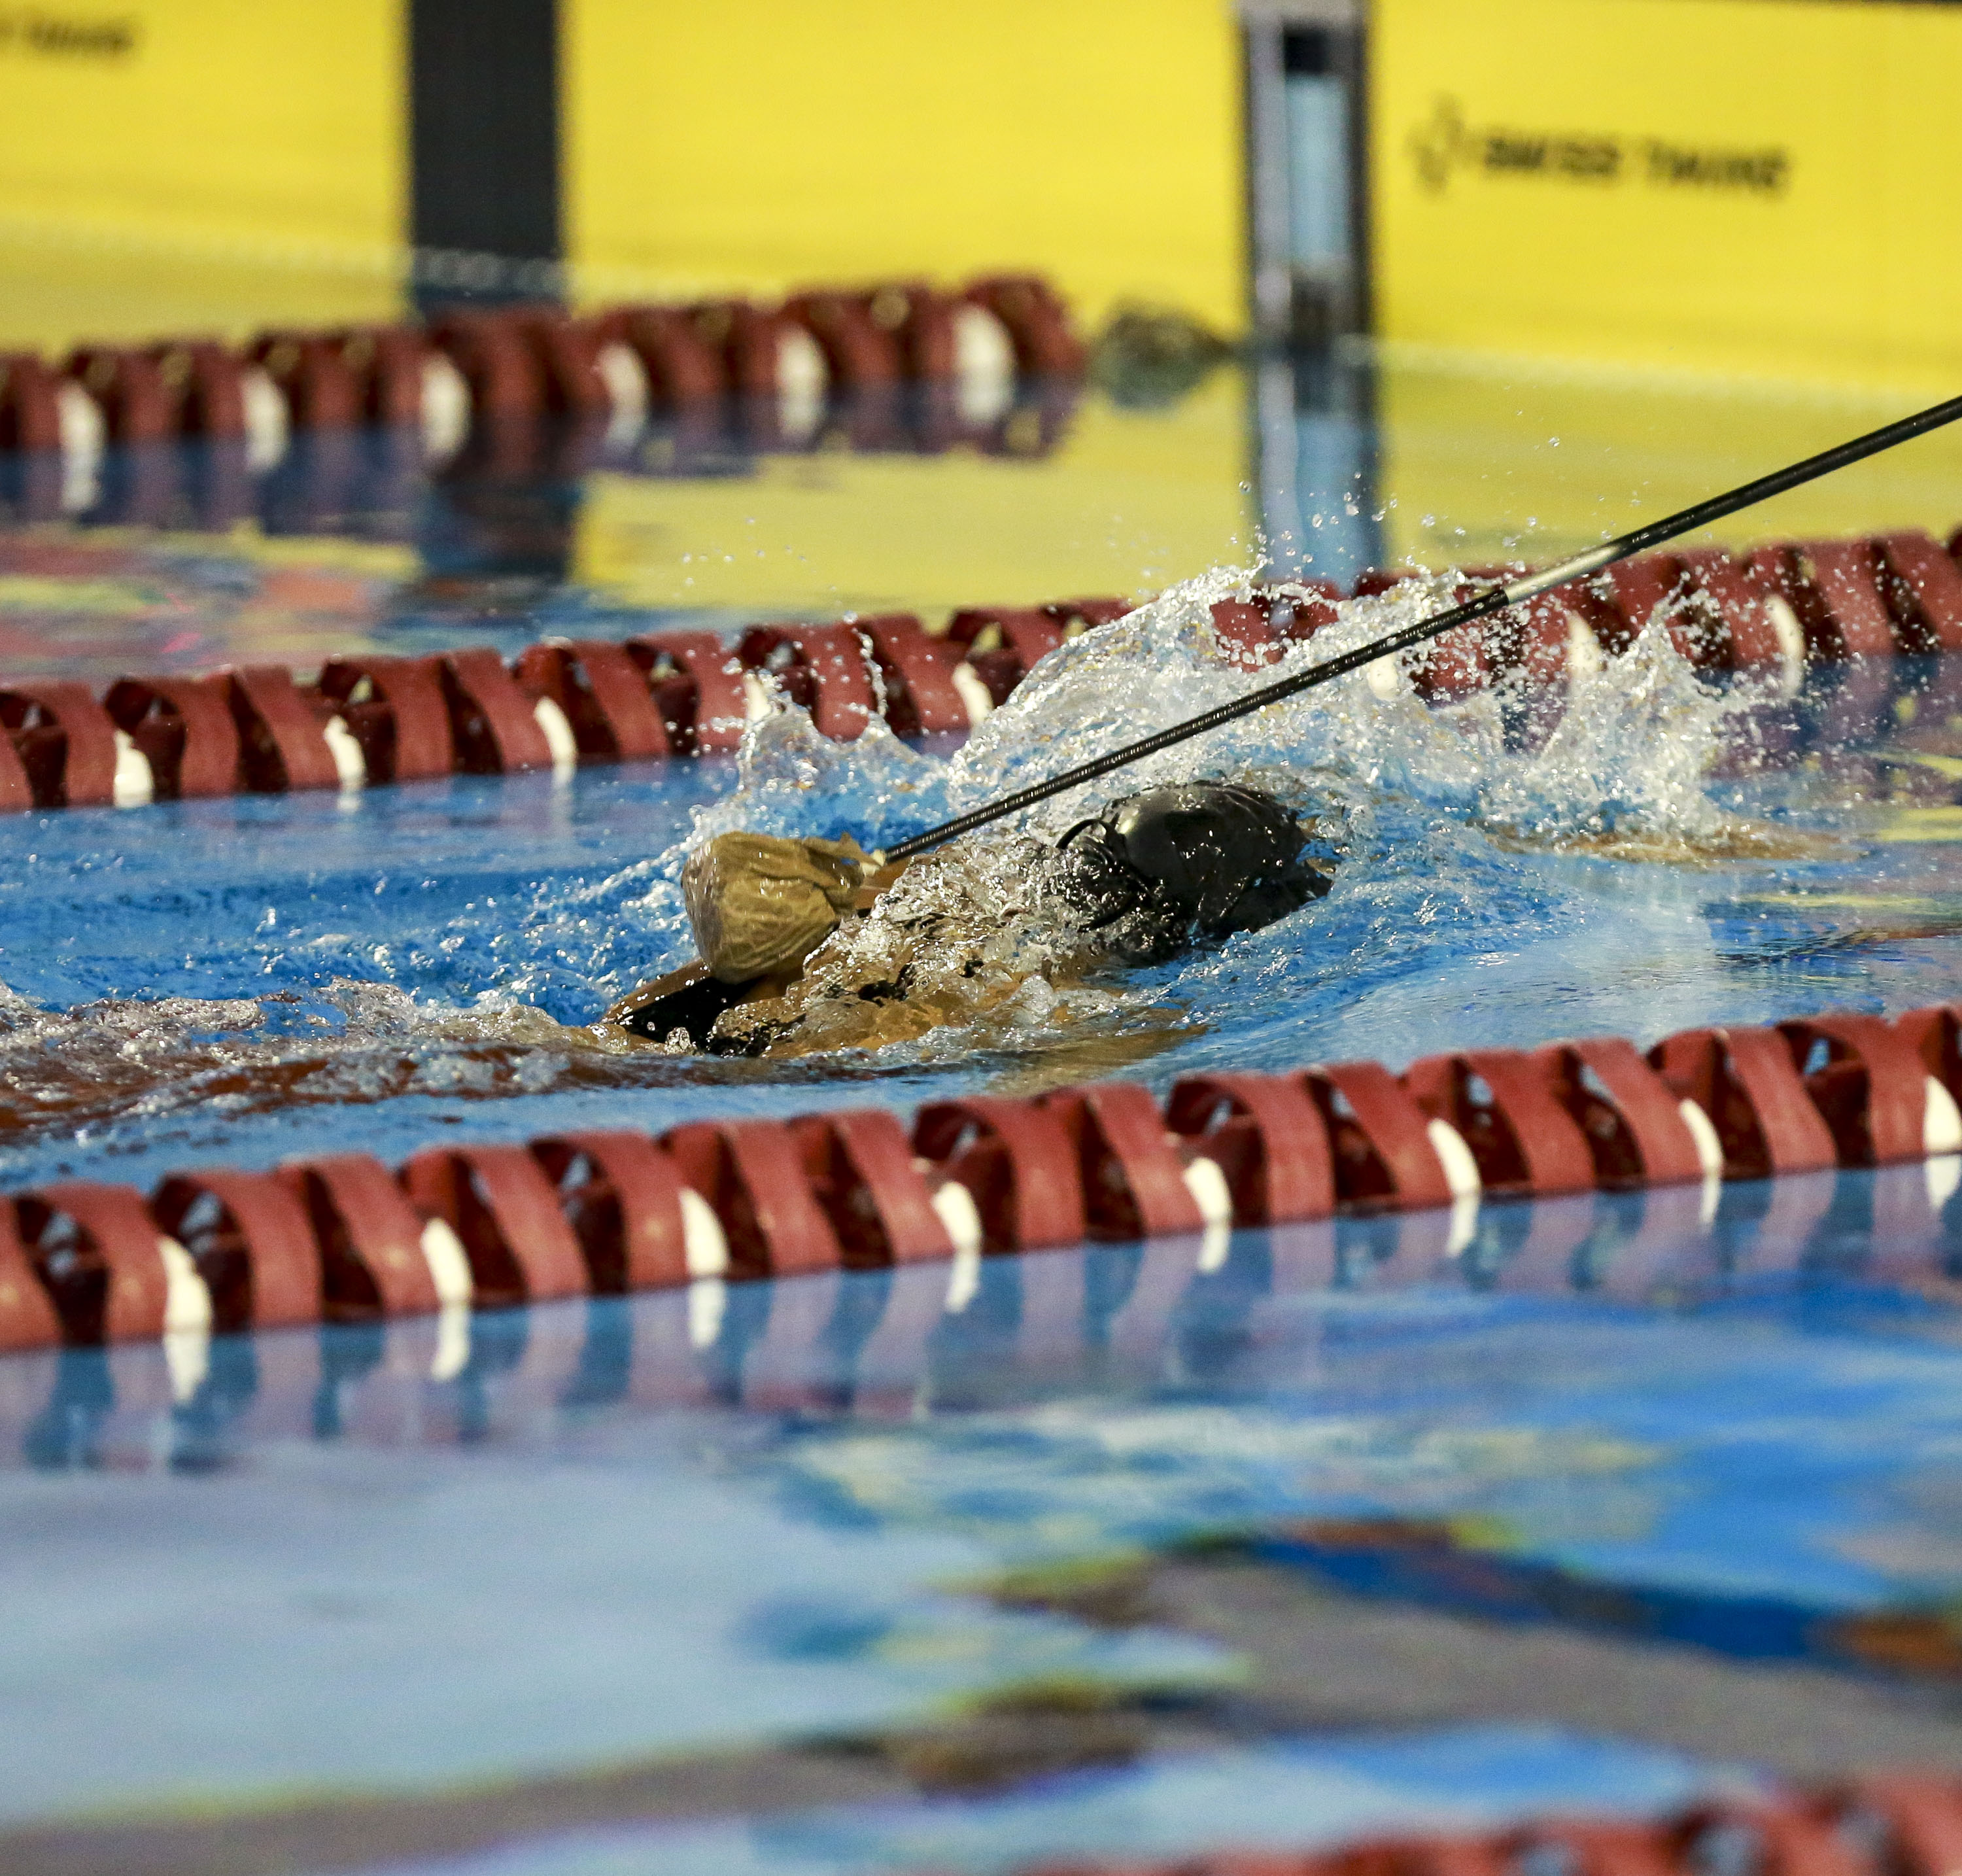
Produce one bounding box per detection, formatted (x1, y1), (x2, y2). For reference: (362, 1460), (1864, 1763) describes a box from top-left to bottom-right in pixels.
(1372, 0), (1962, 394)
(0, 2), (404, 349)
(562, 0), (1248, 336)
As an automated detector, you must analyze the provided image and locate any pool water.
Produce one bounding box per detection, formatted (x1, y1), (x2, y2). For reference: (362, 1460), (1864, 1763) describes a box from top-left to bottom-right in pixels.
(4, 561), (1961, 1190)
(7, 351), (1962, 1870)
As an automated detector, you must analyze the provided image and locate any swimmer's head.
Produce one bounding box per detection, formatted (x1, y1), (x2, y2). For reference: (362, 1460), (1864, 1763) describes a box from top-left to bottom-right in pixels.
(1055, 782), (1330, 964)
(683, 831), (869, 982)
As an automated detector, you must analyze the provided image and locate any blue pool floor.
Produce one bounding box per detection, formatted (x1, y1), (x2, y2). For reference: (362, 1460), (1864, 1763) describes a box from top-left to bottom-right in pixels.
(6, 1174), (1962, 1864)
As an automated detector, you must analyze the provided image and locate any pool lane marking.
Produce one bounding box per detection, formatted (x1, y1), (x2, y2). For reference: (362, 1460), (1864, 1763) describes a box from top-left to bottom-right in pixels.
(1880, 751), (1962, 780)
(1734, 892), (1960, 912)
(1874, 805), (1962, 842)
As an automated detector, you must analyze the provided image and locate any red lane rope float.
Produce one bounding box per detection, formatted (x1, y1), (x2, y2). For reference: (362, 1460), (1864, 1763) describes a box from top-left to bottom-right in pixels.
(12, 1181), (182, 1344)
(532, 1127), (697, 1292)
(150, 1168), (324, 1333)
(1351, 568), (1492, 703)
(1164, 1071), (1335, 1226)
(513, 638), (677, 762)
(602, 304), (726, 404)
(279, 1152), (444, 1317)
(3, 998), (1955, 1361)
(1649, 1026), (1842, 1180)
(787, 1108), (955, 1266)
(0, 353), (67, 453)
(1776, 1013), (1927, 1168)
(737, 621), (882, 741)
(315, 653), (455, 783)
(103, 673), (241, 799)
(0, 1198), (61, 1354)
(426, 309), (547, 423)
(402, 1143), (591, 1308)
(626, 629), (748, 754)
(1403, 1049), (1602, 1200)
(509, 310), (615, 419)
(151, 339), (250, 443)
(223, 663), (343, 793)
(1301, 1060), (1456, 1214)
(1876, 530), (1962, 651)
(336, 324), (435, 429)
(783, 288), (904, 390)
(1532, 1037), (1708, 1190)
(441, 645), (558, 774)
(914, 1094), (1090, 1253)
(1205, 597), (1290, 669)
(250, 332), (364, 432)
(662, 1117), (844, 1279)
(1044, 1080), (1210, 1240)
(912, 1770), (1962, 1876)
(945, 604), (1067, 708)
(63, 345), (174, 443)
(4, 521), (1962, 816)
(1675, 547), (1795, 674)
(856, 612), (983, 735)
(0, 678), (125, 807)
(962, 274), (1087, 378)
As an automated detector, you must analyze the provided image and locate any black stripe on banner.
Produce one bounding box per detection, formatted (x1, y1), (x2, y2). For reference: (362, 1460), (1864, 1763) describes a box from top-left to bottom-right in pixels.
(409, 0), (561, 302)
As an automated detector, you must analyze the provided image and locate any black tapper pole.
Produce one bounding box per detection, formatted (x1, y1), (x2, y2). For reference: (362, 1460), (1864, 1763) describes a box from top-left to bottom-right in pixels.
(884, 391), (1962, 863)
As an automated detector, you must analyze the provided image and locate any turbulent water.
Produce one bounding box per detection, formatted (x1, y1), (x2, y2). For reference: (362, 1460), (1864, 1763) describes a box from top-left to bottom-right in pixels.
(660, 566), (1777, 1058)
(1, 563), (1957, 1182)
(697, 565), (1759, 854)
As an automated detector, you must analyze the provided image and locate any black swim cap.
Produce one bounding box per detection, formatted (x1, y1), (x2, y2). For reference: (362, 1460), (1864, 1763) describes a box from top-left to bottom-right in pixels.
(1054, 782), (1330, 964)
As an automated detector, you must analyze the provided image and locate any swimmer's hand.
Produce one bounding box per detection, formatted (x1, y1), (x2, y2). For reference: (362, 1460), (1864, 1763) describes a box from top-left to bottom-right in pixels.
(683, 831), (871, 982)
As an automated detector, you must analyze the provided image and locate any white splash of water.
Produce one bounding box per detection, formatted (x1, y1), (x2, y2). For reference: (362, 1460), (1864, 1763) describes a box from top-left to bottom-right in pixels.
(700, 563), (1763, 858)
(640, 564), (1771, 1059)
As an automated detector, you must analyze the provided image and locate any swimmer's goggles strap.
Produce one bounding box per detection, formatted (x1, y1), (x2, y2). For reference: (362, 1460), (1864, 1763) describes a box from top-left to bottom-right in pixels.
(884, 389), (1962, 863)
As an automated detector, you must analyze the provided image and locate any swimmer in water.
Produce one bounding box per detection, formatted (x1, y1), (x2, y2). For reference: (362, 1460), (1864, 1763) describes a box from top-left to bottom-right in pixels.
(606, 782), (1334, 1060)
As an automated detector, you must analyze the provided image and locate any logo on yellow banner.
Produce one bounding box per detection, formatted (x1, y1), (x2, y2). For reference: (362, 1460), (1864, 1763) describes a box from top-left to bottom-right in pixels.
(1410, 96), (1788, 197)
(0, 10), (137, 58)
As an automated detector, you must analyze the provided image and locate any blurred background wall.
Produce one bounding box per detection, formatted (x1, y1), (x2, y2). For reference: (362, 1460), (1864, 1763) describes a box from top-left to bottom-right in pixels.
(3, 0), (1962, 396)
(0, 1), (404, 349)
(3, 0), (1956, 390)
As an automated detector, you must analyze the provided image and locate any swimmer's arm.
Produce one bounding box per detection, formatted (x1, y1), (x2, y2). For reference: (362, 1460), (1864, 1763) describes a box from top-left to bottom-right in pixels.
(606, 958), (803, 1044)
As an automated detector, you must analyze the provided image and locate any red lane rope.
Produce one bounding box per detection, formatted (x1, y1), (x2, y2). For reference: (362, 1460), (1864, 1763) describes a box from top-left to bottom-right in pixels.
(3, 524), (1960, 812)
(3, 999), (1957, 1357)
(905, 1770), (1962, 1876)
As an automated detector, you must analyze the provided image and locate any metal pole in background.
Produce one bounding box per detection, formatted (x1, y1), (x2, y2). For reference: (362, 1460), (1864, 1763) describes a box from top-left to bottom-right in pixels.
(1242, 2), (1379, 587)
